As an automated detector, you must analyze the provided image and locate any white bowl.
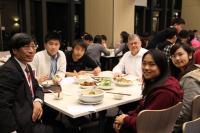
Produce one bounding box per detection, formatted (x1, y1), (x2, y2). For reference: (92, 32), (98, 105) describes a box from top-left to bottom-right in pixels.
(41, 80), (54, 87)
(75, 75), (92, 83)
(79, 89), (104, 103)
(113, 94), (123, 100)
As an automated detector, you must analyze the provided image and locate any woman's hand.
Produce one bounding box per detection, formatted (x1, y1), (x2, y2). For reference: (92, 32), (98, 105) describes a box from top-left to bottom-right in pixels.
(113, 114), (128, 132)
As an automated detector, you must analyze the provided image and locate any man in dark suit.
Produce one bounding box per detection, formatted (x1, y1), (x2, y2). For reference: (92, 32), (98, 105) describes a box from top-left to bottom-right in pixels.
(0, 33), (66, 133)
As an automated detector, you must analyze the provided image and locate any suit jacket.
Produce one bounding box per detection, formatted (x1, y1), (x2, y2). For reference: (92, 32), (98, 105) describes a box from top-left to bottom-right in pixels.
(0, 57), (44, 133)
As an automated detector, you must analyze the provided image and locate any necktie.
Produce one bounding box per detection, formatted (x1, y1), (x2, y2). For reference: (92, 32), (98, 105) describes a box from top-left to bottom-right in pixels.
(25, 66), (34, 98)
(50, 57), (57, 79)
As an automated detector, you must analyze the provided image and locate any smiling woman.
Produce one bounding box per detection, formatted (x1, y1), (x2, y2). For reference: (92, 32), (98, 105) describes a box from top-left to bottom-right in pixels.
(111, 49), (183, 133)
(169, 43), (200, 131)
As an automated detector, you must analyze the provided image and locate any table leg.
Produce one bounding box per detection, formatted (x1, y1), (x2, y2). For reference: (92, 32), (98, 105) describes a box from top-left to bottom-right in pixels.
(98, 110), (107, 133)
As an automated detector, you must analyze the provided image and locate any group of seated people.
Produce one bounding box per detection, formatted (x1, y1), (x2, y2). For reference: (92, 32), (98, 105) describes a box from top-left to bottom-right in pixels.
(0, 24), (200, 133)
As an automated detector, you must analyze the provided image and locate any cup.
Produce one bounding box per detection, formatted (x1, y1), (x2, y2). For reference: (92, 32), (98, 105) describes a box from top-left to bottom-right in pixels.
(54, 91), (63, 100)
(113, 94), (123, 100)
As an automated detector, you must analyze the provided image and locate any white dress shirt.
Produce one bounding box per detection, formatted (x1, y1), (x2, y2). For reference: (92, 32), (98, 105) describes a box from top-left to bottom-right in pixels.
(112, 48), (148, 79)
(14, 57), (43, 103)
(30, 50), (66, 79)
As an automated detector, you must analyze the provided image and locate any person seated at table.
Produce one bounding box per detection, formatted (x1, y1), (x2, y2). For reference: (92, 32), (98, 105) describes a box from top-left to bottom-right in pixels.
(178, 30), (191, 44)
(111, 49), (183, 133)
(31, 32), (66, 84)
(65, 39), (101, 77)
(101, 34), (109, 48)
(169, 43), (200, 132)
(112, 34), (148, 79)
(194, 48), (200, 64)
(83, 33), (93, 46)
(0, 33), (67, 133)
(86, 35), (110, 66)
(114, 31), (129, 56)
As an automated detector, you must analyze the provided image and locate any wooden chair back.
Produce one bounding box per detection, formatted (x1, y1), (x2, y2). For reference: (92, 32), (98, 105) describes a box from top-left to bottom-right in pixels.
(182, 117), (200, 133)
(136, 102), (183, 133)
(192, 95), (200, 120)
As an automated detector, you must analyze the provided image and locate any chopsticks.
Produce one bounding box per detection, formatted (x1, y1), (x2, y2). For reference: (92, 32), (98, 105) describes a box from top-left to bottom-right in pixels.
(106, 92), (131, 96)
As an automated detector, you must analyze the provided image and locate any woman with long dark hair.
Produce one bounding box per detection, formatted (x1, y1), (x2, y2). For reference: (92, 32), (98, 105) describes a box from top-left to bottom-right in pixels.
(169, 43), (200, 132)
(113, 49), (183, 133)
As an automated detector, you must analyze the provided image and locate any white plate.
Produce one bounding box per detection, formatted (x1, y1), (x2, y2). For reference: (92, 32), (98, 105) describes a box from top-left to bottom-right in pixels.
(78, 100), (102, 105)
(97, 85), (113, 90)
(80, 85), (96, 89)
(112, 79), (134, 86)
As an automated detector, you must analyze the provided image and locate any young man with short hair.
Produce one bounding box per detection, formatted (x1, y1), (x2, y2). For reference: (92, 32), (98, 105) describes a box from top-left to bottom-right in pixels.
(31, 32), (66, 84)
(65, 39), (101, 77)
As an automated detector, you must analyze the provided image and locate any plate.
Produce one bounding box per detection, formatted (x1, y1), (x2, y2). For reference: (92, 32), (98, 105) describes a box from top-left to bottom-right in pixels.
(78, 100), (102, 105)
(80, 85), (96, 89)
(97, 85), (113, 90)
(112, 79), (134, 86)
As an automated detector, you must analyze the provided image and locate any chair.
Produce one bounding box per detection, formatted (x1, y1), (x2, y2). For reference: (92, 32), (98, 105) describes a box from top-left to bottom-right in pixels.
(192, 95), (200, 120)
(182, 117), (200, 133)
(136, 102), (183, 133)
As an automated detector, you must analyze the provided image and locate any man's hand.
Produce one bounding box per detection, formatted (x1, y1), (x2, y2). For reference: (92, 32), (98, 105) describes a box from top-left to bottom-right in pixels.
(38, 75), (48, 84)
(78, 71), (86, 75)
(32, 101), (43, 122)
(113, 72), (123, 78)
(93, 67), (101, 76)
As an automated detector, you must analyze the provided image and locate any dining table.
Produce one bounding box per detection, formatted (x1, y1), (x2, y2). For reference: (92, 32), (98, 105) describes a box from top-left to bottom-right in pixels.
(44, 71), (142, 133)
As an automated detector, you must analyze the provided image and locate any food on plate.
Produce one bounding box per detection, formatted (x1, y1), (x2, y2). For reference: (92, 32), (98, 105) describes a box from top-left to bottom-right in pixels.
(80, 81), (96, 86)
(113, 77), (133, 84)
(99, 78), (111, 86)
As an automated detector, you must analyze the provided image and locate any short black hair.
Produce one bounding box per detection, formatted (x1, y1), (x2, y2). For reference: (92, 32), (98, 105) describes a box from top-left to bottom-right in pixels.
(72, 39), (87, 50)
(165, 27), (177, 39)
(179, 30), (189, 38)
(84, 34), (93, 41)
(171, 18), (185, 25)
(10, 33), (35, 56)
(93, 35), (102, 44)
(101, 35), (107, 41)
(45, 31), (61, 43)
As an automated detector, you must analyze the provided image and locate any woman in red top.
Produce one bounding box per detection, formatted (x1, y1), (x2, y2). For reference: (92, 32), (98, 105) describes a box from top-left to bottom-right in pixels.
(113, 49), (183, 133)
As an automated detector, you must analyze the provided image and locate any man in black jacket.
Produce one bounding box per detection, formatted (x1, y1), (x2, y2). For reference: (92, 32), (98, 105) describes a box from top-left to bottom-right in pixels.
(0, 33), (66, 133)
(147, 18), (185, 49)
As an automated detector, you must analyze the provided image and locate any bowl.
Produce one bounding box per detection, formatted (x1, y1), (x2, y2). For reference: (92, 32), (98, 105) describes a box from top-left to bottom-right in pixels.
(75, 75), (92, 83)
(79, 89), (104, 103)
(113, 94), (123, 100)
(41, 80), (54, 87)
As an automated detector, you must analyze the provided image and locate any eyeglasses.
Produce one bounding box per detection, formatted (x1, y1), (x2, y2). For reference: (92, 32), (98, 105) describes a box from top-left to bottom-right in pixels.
(23, 44), (38, 50)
